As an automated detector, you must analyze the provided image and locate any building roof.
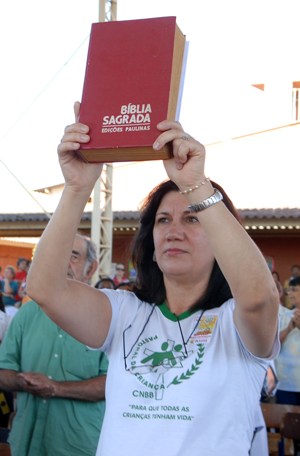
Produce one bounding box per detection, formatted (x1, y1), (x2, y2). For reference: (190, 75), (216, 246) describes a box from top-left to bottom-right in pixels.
(0, 208), (299, 239)
(0, 208), (299, 224)
(239, 208), (300, 219)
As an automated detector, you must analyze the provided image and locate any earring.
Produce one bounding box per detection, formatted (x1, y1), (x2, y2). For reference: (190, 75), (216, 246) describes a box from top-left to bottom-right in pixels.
(152, 251), (156, 262)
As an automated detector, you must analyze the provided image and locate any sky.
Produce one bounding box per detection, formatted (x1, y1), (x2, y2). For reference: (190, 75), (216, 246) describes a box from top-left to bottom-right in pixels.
(1, 0), (300, 216)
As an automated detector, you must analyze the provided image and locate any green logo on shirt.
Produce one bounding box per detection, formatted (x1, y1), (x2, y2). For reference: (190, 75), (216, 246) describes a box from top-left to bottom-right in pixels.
(128, 338), (205, 400)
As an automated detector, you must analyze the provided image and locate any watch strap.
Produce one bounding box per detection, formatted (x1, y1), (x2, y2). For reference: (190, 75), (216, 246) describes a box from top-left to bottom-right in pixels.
(188, 189), (223, 212)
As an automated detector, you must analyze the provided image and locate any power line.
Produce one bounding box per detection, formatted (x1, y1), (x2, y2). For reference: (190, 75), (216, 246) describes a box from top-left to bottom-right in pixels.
(0, 35), (90, 216)
(0, 35), (89, 146)
(0, 159), (52, 218)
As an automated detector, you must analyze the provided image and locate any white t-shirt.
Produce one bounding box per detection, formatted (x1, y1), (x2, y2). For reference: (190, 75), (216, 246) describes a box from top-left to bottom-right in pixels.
(274, 304), (300, 391)
(96, 290), (279, 456)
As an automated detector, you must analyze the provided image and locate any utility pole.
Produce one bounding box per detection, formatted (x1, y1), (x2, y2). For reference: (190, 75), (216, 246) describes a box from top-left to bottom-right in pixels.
(91, 0), (117, 281)
(99, 0), (117, 21)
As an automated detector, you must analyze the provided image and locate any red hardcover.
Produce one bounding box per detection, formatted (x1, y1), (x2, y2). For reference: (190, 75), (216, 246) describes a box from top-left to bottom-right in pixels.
(78, 17), (186, 163)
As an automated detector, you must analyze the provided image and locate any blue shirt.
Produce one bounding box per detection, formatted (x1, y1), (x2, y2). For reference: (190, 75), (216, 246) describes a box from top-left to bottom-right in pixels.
(0, 280), (19, 306)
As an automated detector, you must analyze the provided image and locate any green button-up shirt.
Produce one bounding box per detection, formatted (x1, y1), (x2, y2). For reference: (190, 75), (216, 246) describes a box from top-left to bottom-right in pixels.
(0, 300), (108, 456)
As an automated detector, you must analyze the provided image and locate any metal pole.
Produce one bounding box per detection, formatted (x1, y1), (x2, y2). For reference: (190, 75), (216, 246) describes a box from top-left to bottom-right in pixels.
(90, 1), (117, 283)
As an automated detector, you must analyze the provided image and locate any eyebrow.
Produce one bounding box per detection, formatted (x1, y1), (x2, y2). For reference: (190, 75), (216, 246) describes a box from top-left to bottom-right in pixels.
(156, 209), (193, 216)
(71, 250), (81, 256)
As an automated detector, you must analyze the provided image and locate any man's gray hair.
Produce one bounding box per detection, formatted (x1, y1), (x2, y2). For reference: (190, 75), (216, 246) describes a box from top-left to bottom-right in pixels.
(85, 237), (98, 265)
(76, 233), (98, 276)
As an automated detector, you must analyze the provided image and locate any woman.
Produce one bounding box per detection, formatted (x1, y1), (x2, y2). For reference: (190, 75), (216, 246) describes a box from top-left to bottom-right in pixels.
(272, 271), (284, 304)
(27, 102), (279, 456)
(0, 296), (11, 342)
(275, 276), (300, 405)
(0, 266), (19, 316)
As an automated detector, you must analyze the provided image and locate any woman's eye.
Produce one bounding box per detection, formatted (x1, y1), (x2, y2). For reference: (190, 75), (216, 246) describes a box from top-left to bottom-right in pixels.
(156, 217), (169, 224)
(186, 215), (199, 223)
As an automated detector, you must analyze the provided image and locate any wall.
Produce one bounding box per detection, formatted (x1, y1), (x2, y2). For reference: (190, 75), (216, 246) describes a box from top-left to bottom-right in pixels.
(112, 234), (136, 278)
(0, 234), (299, 291)
(255, 237), (300, 286)
(112, 232), (300, 290)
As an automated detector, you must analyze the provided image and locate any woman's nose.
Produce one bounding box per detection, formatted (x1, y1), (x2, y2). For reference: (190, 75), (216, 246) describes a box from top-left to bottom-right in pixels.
(165, 225), (184, 240)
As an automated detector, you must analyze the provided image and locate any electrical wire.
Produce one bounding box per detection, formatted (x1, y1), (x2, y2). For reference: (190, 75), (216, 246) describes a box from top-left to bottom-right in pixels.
(0, 35), (90, 217)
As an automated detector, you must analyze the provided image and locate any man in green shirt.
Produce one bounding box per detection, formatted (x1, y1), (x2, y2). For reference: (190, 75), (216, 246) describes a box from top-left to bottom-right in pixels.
(0, 233), (108, 455)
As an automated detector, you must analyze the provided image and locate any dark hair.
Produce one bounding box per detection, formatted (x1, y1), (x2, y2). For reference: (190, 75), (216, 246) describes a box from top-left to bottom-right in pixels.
(289, 276), (300, 287)
(0, 294), (4, 313)
(115, 281), (135, 291)
(131, 179), (242, 311)
(272, 271), (280, 280)
(5, 265), (16, 278)
(17, 257), (27, 266)
(95, 277), (116, 290)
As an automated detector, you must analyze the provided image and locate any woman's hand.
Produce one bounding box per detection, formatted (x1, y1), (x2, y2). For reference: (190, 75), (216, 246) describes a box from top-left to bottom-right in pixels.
(57, 101), (103, 194)
(292, 308), (300, 329)
(153, 120), (207, 192)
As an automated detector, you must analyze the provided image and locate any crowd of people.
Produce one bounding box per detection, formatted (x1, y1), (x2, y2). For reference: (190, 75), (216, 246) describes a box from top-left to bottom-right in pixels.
(0, 258), (31, 316)
(0, 102), (298, 455)
(270, 266), (300, 406)
(95, 263), (136, 292)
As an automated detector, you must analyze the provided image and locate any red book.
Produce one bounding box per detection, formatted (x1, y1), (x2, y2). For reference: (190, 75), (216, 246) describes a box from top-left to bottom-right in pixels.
(78, 17), (186, 163)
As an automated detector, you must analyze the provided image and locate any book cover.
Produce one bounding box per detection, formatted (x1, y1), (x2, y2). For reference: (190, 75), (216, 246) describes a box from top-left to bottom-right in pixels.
(78, 16), (186, 163)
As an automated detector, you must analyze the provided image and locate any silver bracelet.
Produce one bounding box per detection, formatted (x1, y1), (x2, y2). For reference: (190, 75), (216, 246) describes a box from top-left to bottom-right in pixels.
(188, 188), (223, 212)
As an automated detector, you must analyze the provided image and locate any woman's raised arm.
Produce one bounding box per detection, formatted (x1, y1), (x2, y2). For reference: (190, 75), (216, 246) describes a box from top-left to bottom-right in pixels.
(154, 120), (279, 357)
(26, 102), (112, 348)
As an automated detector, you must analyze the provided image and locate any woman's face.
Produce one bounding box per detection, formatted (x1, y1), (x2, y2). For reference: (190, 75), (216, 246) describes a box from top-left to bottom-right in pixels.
(153, 191), (215, 282)
(272, 272), (279, 281)
(287, 285), (300, 307)
(4, 268), (15, 280)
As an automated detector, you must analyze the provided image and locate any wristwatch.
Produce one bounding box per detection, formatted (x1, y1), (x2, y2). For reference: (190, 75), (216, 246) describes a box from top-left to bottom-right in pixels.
(188, 189), (223, 212)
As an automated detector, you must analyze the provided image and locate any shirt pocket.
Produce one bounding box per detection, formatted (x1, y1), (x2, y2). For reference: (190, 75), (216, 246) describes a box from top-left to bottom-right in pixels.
(61, 342), (101, 380)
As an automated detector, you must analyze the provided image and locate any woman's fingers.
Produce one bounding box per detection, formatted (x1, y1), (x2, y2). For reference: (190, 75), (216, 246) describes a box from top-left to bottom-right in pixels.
(63, 122), (89, 136)
(153, 120), (203, 154)
(157, 119), (183, 130)
(61, 130), (90, 146)
(58, 122), (90, 153)
(74, 101), (81, 122)
(153, 120), (184, 150)
(154, 121), (205, 167)
(58, 101), (88, 152)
